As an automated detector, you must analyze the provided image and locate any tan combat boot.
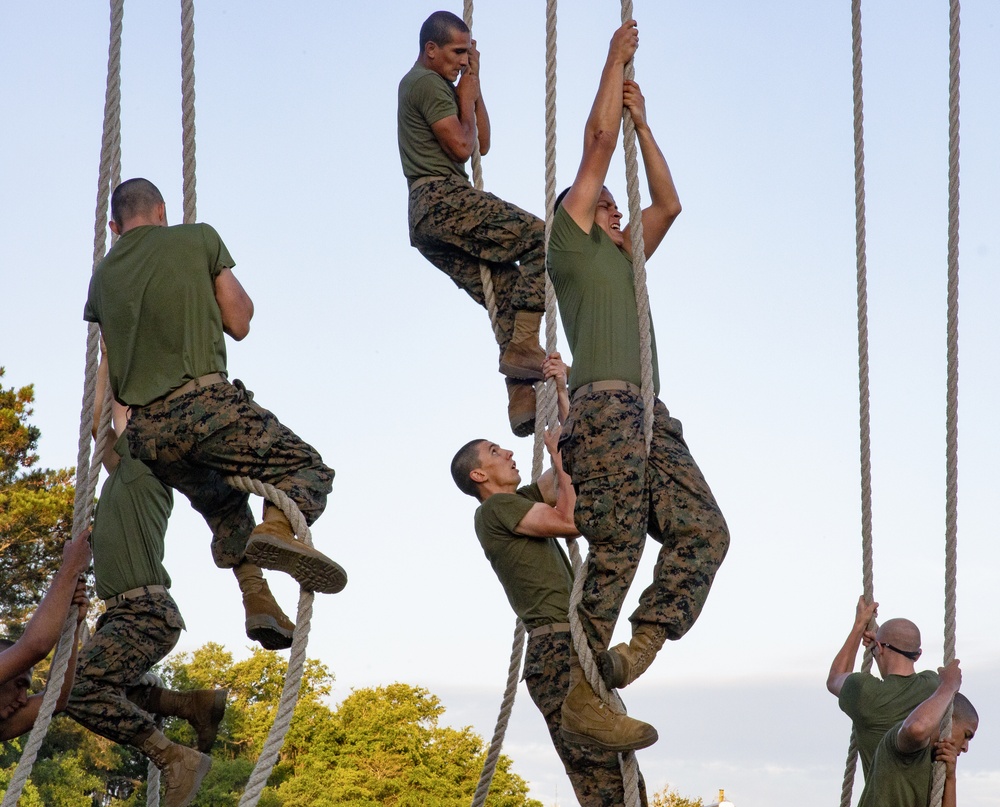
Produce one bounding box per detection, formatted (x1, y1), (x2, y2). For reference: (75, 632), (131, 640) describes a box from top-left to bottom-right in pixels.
(235, 565), (296, 650)
(598, 624), (669, 689)
(245, 505), (348, 594)
(560, 656), (658, 751)
(138, 728), (212, 807)
(499, 311), (546, 380)
(506, 379), (536, 437)
(134, 686), (228, 752)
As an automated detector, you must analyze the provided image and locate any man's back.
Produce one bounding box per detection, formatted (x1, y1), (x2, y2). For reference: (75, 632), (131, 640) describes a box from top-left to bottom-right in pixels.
(839, 669), (940, 777)
(857, 720), (933, 807)
(84, 223), (233, 406)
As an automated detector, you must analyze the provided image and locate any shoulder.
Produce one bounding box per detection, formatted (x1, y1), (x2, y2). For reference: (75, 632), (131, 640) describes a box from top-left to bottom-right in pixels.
(838, 671), (875, 707)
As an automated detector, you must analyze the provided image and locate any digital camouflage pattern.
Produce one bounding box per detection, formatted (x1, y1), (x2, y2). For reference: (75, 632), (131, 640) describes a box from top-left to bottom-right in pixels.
(126, 380), (334, 567)
(408, 176), (546, 353)
(523, 631), (648, 807)
(65, 591), (184, 744)
(560, 390), (730, 654)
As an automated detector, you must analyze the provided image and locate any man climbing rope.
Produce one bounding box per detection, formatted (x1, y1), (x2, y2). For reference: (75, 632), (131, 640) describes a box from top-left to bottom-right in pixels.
(0, 531), (90, 741)
(84, 178), (345, 654)
(827, 597), (940, 780)
(546, 20), (729, 695)
(857, 659), (976, 807)
(451, 355), (657, 790)
(63, 346), (228, 807)
(398, 10), (547, 436)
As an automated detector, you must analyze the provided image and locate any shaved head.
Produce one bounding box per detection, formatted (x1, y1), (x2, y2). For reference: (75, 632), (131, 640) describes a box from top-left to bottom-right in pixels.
(451, 439), (487, 500)
(876, 618), (921, 655)
(110, 178), (164, 229)
(953, 692), (978, 726)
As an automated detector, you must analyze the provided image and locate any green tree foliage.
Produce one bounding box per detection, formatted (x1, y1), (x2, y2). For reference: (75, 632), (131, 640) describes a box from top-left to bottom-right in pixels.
(651, 784), (705, 807)
(0, 368), (76, 633)
(2, 643), (541, 806)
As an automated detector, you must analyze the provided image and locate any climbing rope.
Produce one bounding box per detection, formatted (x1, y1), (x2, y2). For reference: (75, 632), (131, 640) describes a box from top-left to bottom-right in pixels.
(0, 2), (124, 803)
(180, 0), (197, 225)
(619, 0), (655, 451)
(838, 1), (875, 803)
(930, 0), (961, 803)
(466, 0), (562, 802)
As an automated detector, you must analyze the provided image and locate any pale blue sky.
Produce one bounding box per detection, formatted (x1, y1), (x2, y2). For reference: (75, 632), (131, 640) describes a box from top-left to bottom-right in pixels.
(2, 2), (999, 805)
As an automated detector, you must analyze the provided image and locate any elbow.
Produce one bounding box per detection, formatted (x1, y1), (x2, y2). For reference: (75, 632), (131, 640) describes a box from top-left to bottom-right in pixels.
(588, 129), (619, 155)
(227, 321), (251, 342)
(666, 199), (682, 219)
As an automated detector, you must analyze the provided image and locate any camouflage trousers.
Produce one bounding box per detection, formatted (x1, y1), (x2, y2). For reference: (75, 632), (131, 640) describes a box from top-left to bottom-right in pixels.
(408, 176), (546, 353)
(559, 390), (730, 654)
(524, 631), (647, 807)
(127, 379), (334, 568)
(64, 591), (184, 745)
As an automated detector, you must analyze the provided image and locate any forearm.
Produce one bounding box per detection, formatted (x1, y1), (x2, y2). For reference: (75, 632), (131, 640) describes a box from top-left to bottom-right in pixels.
(475, 95), (491, 156)
(55, 630), (81, 710)
(901, 686), (960, 750)
(552, 459), (577, 534)
(637, 125), (680, 217)
(18, 568), (78, 663)
(586, 54), (626, 149)
(827, 626), (865, 694)
(942, 772), (956, 807)
(557, 384), (569, 423)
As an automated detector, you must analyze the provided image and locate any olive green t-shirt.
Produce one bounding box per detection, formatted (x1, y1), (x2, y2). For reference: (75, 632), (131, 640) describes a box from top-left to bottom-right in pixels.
(83, 223), (234, 406)
(474, 483), (574, 632)
(857, 721), (932, 807)
(397, 62), (470, 186)
(92, 434), (173, 599)
(546, 205), (660, 395)
(838, 670), (940, 778)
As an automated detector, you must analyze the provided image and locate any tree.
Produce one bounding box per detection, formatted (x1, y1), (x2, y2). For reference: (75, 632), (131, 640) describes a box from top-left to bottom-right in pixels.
(651, 784), (705, 807)
(0, 367), (77, 633)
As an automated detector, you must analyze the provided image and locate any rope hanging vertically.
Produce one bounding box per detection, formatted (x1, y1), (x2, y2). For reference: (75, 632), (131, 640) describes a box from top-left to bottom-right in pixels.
(930, 0), (961, 802)
(180, 0), (197, 225)
(839, 1), (875, 803)
(618, 0), (654, 450)
(0, 2), (125, 804)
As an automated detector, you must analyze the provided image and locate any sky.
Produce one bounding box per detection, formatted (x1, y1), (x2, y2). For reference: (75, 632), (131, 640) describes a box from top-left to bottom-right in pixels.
(2, 1), (999, 805)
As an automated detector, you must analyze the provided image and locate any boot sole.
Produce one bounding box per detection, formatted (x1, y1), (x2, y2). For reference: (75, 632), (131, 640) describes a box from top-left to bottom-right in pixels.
(245, 535), (348, 594)
(598, 649), (628, 690)
(560, 725), (658, 752)
(499, 360), (544, 381)
(246, 614), (294, 651)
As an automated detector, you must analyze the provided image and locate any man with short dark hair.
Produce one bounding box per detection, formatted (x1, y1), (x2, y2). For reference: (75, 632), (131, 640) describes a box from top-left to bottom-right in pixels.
(827, 597), (940, 780)
(546, 21), (729, 696)
(399, 10), (547, 436)
(858, 659), (977, 807)
(451, 357), (655, 803)
(84, 178), (346, 654)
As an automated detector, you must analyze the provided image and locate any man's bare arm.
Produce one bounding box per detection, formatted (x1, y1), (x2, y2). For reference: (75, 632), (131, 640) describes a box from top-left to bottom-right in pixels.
(430, 40), (486, 163)
(516, 426), (578, 538)
(897, 659), (962, 754)
(827, 596), (878, 696)
(620, 80), (682, 261)
(214, 267), (254, 341)
(561, 21), (639, 233)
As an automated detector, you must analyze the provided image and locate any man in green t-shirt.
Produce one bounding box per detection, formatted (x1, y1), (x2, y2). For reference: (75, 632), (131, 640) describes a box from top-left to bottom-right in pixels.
(827, 597), (940, 781)
(64, 351), (228, 807)
(450, 358), (656, 803)
(858, 659), (977, 807)
(399, 10), (547, 436)
(545, 21), (729, 693)
(84, 178), (345, 654)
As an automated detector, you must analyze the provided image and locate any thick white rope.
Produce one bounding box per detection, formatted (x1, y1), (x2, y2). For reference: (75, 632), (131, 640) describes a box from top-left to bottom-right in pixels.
(180, 0), (197, 225)
(224, 479), (314, 807)
(619, 0), (654, 451)
(0, 2), (124, 803)
(839, 2), (875, 804)
(466, 1), (562, 802)
(930, 1), (961, 803)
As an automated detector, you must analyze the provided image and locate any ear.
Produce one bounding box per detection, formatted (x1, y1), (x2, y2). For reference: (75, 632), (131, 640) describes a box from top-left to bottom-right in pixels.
(156, 202), (167, 225)
(424, 41), (437, 60)
(469, 468), (487, 484)
(108, 219), (121, 236)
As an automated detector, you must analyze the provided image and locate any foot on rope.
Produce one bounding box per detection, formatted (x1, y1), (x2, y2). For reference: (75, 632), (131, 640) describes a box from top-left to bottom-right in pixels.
(242, 577), (295, 650)
(245, 505), (347, 594)
(139, 729), (212, 807)
(559, 657), (658, 752)
(499, 311), (547, 380)
(598, 624), (669, 690)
